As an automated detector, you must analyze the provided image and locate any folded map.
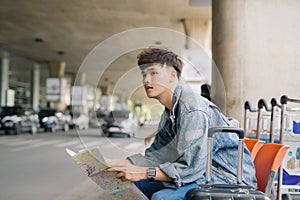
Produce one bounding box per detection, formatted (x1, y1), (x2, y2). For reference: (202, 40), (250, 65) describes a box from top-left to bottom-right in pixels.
(66, 147), (148, 200)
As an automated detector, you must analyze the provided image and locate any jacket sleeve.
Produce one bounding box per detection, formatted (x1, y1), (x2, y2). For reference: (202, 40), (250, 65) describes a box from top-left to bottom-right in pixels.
(128, 110), (210, 188)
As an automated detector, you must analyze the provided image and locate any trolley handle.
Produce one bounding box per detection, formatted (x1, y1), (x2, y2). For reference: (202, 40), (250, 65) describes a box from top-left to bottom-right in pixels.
(244, 101), (258, 112)
(280, 95), (300, 104)
(258, 98), (272, 111)
(271, 98), (281, 108)
(256, 99), (271, 139)
(208, 127), (244, 139)
(269, 98), (281, 143)
(271, 98), (294, 111)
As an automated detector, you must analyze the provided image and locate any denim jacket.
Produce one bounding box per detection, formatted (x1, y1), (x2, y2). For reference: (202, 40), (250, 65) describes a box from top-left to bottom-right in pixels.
(128, 84), (257, 188)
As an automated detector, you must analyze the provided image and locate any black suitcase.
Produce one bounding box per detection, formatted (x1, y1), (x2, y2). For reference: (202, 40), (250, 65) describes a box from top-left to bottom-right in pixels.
(185, 127), (270, 200)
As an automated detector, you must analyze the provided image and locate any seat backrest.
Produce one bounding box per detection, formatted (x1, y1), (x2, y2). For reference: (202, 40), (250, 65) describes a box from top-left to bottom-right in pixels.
(254, 143), (290, 196)
(244, 138), (265, 160)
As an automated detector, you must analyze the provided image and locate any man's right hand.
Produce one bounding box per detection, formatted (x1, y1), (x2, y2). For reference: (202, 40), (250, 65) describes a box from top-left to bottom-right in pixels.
(144, 131), (157, 146)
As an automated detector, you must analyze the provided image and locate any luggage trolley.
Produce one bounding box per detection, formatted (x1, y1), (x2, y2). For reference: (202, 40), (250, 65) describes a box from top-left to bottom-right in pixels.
(268, 97), (285, 144)
(244, 100), (258, 136)
(277, 95), (300, 199)
(244, 99), (272, 141)
(256, 99), (272, 141)
(270, 98), (282, 143)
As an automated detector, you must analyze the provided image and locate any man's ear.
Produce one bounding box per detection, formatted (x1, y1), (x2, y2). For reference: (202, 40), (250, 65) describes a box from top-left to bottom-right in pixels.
(170, 69), (178, 82)
(171, 69), (177, 79)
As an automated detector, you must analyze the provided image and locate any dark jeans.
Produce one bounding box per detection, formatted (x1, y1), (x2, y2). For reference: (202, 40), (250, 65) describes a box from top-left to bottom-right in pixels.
(134, 180), (199, 200)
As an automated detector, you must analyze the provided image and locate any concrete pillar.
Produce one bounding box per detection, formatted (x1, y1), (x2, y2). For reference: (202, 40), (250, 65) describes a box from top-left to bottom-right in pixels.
(182, 18), (213, 92)
(0, 52), (9, 106)
(48, 61), (66, 110)
(182, 18), (212, 52)
(100, 86), (108, 96)
(100, 85), (113, 96)
(71, 72), (88, 115)
(31, 64), (40, 111)
(49, 61), (66, 77)
(212, 0), (246, 124)
(73, 72), (86, 86)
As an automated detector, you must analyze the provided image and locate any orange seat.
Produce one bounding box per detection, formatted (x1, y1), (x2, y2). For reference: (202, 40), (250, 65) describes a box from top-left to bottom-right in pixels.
(253, 143), (290, 196)
(244, 138), (265, 160)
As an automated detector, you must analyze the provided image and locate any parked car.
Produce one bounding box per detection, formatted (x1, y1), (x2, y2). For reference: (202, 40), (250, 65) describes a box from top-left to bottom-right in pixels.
(89, 110), (106, 128)
(0, 106), (39, 135)
(38, 109), (72, 132)
(70, 112), (89, 130)
(101, 110), (137, 137)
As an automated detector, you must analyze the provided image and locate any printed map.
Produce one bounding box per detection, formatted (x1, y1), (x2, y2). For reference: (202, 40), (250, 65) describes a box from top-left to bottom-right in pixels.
(66, 147), (148, 200)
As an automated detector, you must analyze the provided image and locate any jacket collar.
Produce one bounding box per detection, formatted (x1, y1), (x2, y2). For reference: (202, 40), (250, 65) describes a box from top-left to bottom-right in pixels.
(166, 84), (182, 117)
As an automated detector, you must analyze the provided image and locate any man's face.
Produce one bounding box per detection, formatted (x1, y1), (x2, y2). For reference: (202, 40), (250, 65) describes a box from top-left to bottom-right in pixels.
(141, 64), (174, 99)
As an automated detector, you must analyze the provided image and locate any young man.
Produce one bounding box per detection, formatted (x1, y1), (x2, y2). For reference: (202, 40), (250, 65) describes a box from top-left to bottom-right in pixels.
(107, 48), (257, 200)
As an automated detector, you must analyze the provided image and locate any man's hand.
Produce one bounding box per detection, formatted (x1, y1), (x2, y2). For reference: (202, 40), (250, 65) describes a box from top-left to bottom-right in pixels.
(106, 164), (147, 182)
(144, 131), (157, 146)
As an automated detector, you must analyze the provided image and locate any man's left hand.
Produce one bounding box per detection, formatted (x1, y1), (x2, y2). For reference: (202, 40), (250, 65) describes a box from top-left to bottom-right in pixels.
(106, 164), (147, 182)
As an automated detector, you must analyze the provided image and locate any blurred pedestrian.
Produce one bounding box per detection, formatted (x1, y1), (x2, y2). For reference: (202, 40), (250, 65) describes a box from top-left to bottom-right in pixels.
(201, 83), (211, 101)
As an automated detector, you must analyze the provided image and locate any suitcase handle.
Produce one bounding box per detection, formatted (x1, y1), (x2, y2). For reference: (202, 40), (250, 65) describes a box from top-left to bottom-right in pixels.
(208, 127), (244, 138)
(206, 127), (245, 185)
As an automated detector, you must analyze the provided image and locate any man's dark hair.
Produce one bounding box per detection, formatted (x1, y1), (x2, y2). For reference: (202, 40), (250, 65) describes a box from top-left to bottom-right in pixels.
(137, 47), (183, 78)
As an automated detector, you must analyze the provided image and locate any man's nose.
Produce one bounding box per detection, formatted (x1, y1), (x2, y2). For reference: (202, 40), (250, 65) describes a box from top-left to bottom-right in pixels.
(143, 74), (150, 83)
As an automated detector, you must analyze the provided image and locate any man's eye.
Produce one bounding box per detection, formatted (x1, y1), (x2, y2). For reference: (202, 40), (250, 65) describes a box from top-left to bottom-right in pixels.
(151, 71), (157, 75)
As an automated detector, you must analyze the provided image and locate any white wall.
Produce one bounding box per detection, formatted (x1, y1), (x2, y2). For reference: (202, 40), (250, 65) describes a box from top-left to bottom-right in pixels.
(244, 0), (300, 106)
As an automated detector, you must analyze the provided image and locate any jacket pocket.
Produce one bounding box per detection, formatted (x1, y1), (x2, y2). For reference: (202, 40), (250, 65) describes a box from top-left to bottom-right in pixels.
(211, 165), (237, 184)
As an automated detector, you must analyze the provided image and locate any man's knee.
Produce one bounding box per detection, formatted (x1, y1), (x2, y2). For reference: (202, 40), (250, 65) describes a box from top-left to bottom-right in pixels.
(151, 190), (165, 200)
(151, 183), (198, 200)
(151, 189), (176, 200)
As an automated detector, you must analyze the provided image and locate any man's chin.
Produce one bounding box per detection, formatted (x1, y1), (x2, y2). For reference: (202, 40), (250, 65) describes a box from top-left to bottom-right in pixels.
(146, 94), (153, 98)
(146, 93), (156, 99)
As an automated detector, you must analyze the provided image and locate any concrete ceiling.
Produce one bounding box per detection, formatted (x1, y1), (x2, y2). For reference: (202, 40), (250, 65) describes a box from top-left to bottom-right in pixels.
(0, 0), (211, 105)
